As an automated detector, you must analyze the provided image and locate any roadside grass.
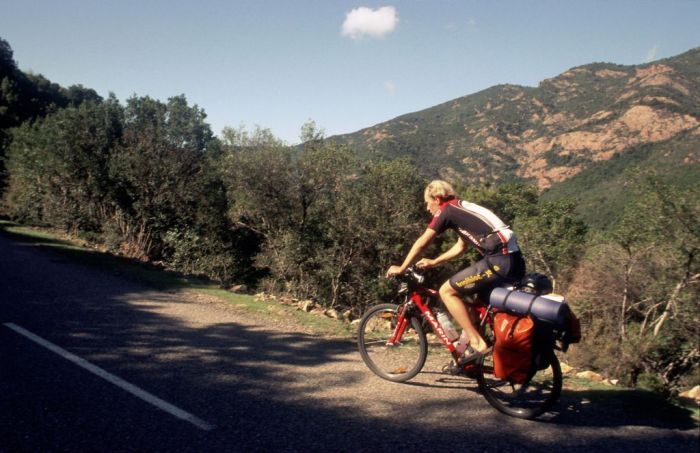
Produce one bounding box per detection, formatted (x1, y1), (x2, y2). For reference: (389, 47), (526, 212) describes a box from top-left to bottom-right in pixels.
(195, 286), (354, 338)
(0, 220), (353, 338)
(564, 376), (614, 391)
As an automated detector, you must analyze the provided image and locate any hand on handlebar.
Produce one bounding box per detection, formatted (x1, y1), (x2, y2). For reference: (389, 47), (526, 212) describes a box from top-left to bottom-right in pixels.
(416, 258), (436, 269)
(385, 265), (403, 279)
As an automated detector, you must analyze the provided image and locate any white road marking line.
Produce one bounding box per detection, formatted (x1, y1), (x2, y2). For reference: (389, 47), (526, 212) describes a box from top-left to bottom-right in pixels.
(3, 322), (215, 431)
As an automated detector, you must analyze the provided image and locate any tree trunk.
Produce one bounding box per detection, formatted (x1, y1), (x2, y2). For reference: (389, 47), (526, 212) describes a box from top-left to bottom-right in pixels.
(658, 347), (700, 394)
(620, 255), (635, 340)
(652, 250), (695, 338)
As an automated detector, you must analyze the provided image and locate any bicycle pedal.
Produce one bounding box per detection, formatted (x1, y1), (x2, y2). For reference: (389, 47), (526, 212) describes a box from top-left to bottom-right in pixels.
(442, 361), (461, 376)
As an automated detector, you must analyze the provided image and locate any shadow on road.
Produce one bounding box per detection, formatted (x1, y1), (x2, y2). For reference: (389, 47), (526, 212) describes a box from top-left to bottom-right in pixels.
(405, 371), (481, 392)
(549, 388), (697, 430)
(0, 221), (210, 291)
(407, 369), (697, 431)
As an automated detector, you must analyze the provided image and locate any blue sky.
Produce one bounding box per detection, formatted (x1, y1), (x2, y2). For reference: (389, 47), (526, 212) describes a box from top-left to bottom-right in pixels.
(1, 0), (699, 144)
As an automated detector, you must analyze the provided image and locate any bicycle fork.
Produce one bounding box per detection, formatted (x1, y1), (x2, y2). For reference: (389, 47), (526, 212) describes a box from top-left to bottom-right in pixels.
(386, 304), (410, 346)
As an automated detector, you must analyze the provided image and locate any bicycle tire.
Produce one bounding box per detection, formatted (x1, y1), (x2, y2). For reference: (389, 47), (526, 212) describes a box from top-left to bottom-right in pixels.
(476, 349), (562, 419)
(357, 303), (428, 382)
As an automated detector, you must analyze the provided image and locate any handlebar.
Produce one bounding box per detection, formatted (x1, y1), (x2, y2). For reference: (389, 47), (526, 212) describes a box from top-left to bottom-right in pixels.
(392, 266), (426, 286)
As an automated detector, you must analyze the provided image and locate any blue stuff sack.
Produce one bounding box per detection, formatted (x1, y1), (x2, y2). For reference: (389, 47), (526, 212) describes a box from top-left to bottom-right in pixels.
(489, 287), (571, 328)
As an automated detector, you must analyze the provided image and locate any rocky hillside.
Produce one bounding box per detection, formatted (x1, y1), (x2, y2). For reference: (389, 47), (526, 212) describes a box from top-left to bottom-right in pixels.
(330, 47), (700, 191)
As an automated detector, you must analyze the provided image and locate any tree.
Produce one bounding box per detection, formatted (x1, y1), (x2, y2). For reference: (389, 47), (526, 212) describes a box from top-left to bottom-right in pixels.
(219, 124), (428, 311)
(219, 126), (355, 297)
(3, 90), (248, 284)
(1, 37), (96, 197)
(320, 157), (426, 311)
(109, 95), (217, 260)
(514, 199), (588, 290)
(567, 174), (699, 393)
(3, 98), (123, 229)
(1, 37), (19, 194)
(0, 37), (16, 75)
(220, 131), (296, 238)
(299, 119), (325, 144)
(64, 84), (102, 106)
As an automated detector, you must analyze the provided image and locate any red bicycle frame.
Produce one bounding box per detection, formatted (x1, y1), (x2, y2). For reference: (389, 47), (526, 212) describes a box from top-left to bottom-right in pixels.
(387, 284), (489, 362)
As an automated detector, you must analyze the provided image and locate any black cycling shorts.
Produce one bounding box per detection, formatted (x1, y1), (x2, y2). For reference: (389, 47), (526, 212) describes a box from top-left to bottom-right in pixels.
(448, 252), (526, 297)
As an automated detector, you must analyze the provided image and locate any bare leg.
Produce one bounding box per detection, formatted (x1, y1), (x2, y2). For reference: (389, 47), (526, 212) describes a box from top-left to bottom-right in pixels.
(439, 281), (488, 352)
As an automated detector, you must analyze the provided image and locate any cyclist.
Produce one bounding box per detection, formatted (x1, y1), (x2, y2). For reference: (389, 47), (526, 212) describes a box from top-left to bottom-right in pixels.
(385, 180), (526, 366)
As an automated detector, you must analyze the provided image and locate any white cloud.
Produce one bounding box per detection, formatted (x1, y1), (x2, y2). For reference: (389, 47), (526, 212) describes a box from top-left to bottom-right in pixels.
(645, 45), (659, 63)
(341, 6), (398, 40)
(384, 81), (396, 96)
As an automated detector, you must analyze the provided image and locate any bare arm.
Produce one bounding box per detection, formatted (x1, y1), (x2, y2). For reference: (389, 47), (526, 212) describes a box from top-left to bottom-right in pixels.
(385, 228), (437, 277)
(417, 237), (466, 268)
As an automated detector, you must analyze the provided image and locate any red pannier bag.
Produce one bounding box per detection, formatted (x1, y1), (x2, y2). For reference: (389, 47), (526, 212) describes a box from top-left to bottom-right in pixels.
(567, 310), (582, 344)
(493, 312), (535, 384)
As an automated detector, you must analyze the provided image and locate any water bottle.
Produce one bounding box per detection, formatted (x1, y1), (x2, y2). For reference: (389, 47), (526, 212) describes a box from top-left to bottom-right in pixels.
(455, 330), (469, 355)
(436, 311), (459, 341)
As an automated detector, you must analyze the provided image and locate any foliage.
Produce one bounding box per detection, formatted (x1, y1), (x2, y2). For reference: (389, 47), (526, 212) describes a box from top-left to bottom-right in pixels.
(108, 95), (215, 258)
(515, 199), (588, 290)
(567, 174), (699, 395)
(219, 123), (427, 313)
(459, 182), (539, 222)
(321, 157), (427, 312)
(3, 98), (123, 229)
(2, 89), (251, 284)
(1, 36), (103, 195)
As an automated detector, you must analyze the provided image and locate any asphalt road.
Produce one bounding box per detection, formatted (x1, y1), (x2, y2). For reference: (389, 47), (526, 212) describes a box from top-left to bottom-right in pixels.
(1, 233), (698, 452)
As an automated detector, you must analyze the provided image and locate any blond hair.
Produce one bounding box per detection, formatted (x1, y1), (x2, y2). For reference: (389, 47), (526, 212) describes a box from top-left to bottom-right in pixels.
(424, 180), (456, 202)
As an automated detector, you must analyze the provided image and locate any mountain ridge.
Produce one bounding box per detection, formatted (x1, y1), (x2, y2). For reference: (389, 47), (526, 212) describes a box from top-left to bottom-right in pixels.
(329, 47), (700, 192)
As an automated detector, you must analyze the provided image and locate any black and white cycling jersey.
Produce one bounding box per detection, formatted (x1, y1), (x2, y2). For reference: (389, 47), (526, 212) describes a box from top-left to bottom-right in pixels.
(428, 199), (520, 256)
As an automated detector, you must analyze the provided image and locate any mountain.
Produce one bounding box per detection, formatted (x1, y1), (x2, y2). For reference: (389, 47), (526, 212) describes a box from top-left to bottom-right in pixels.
(329, 48), (700, 222)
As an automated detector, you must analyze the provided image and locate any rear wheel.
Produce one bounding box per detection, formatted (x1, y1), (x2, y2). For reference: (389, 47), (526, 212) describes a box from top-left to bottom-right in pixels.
(357, 303), (427, 382)
(476, 349), (562, 419)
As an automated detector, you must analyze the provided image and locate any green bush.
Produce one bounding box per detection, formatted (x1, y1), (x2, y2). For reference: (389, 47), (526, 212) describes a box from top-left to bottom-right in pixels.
(638, 373), (666, 393)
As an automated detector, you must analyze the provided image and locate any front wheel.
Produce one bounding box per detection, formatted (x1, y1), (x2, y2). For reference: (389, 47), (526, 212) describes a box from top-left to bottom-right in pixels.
(357, 303), (428, 382)
(476, 349), (563, 419)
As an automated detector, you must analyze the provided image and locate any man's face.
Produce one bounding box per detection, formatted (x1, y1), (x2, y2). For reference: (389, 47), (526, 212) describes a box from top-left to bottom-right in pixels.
(425, 196), (441, 215)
